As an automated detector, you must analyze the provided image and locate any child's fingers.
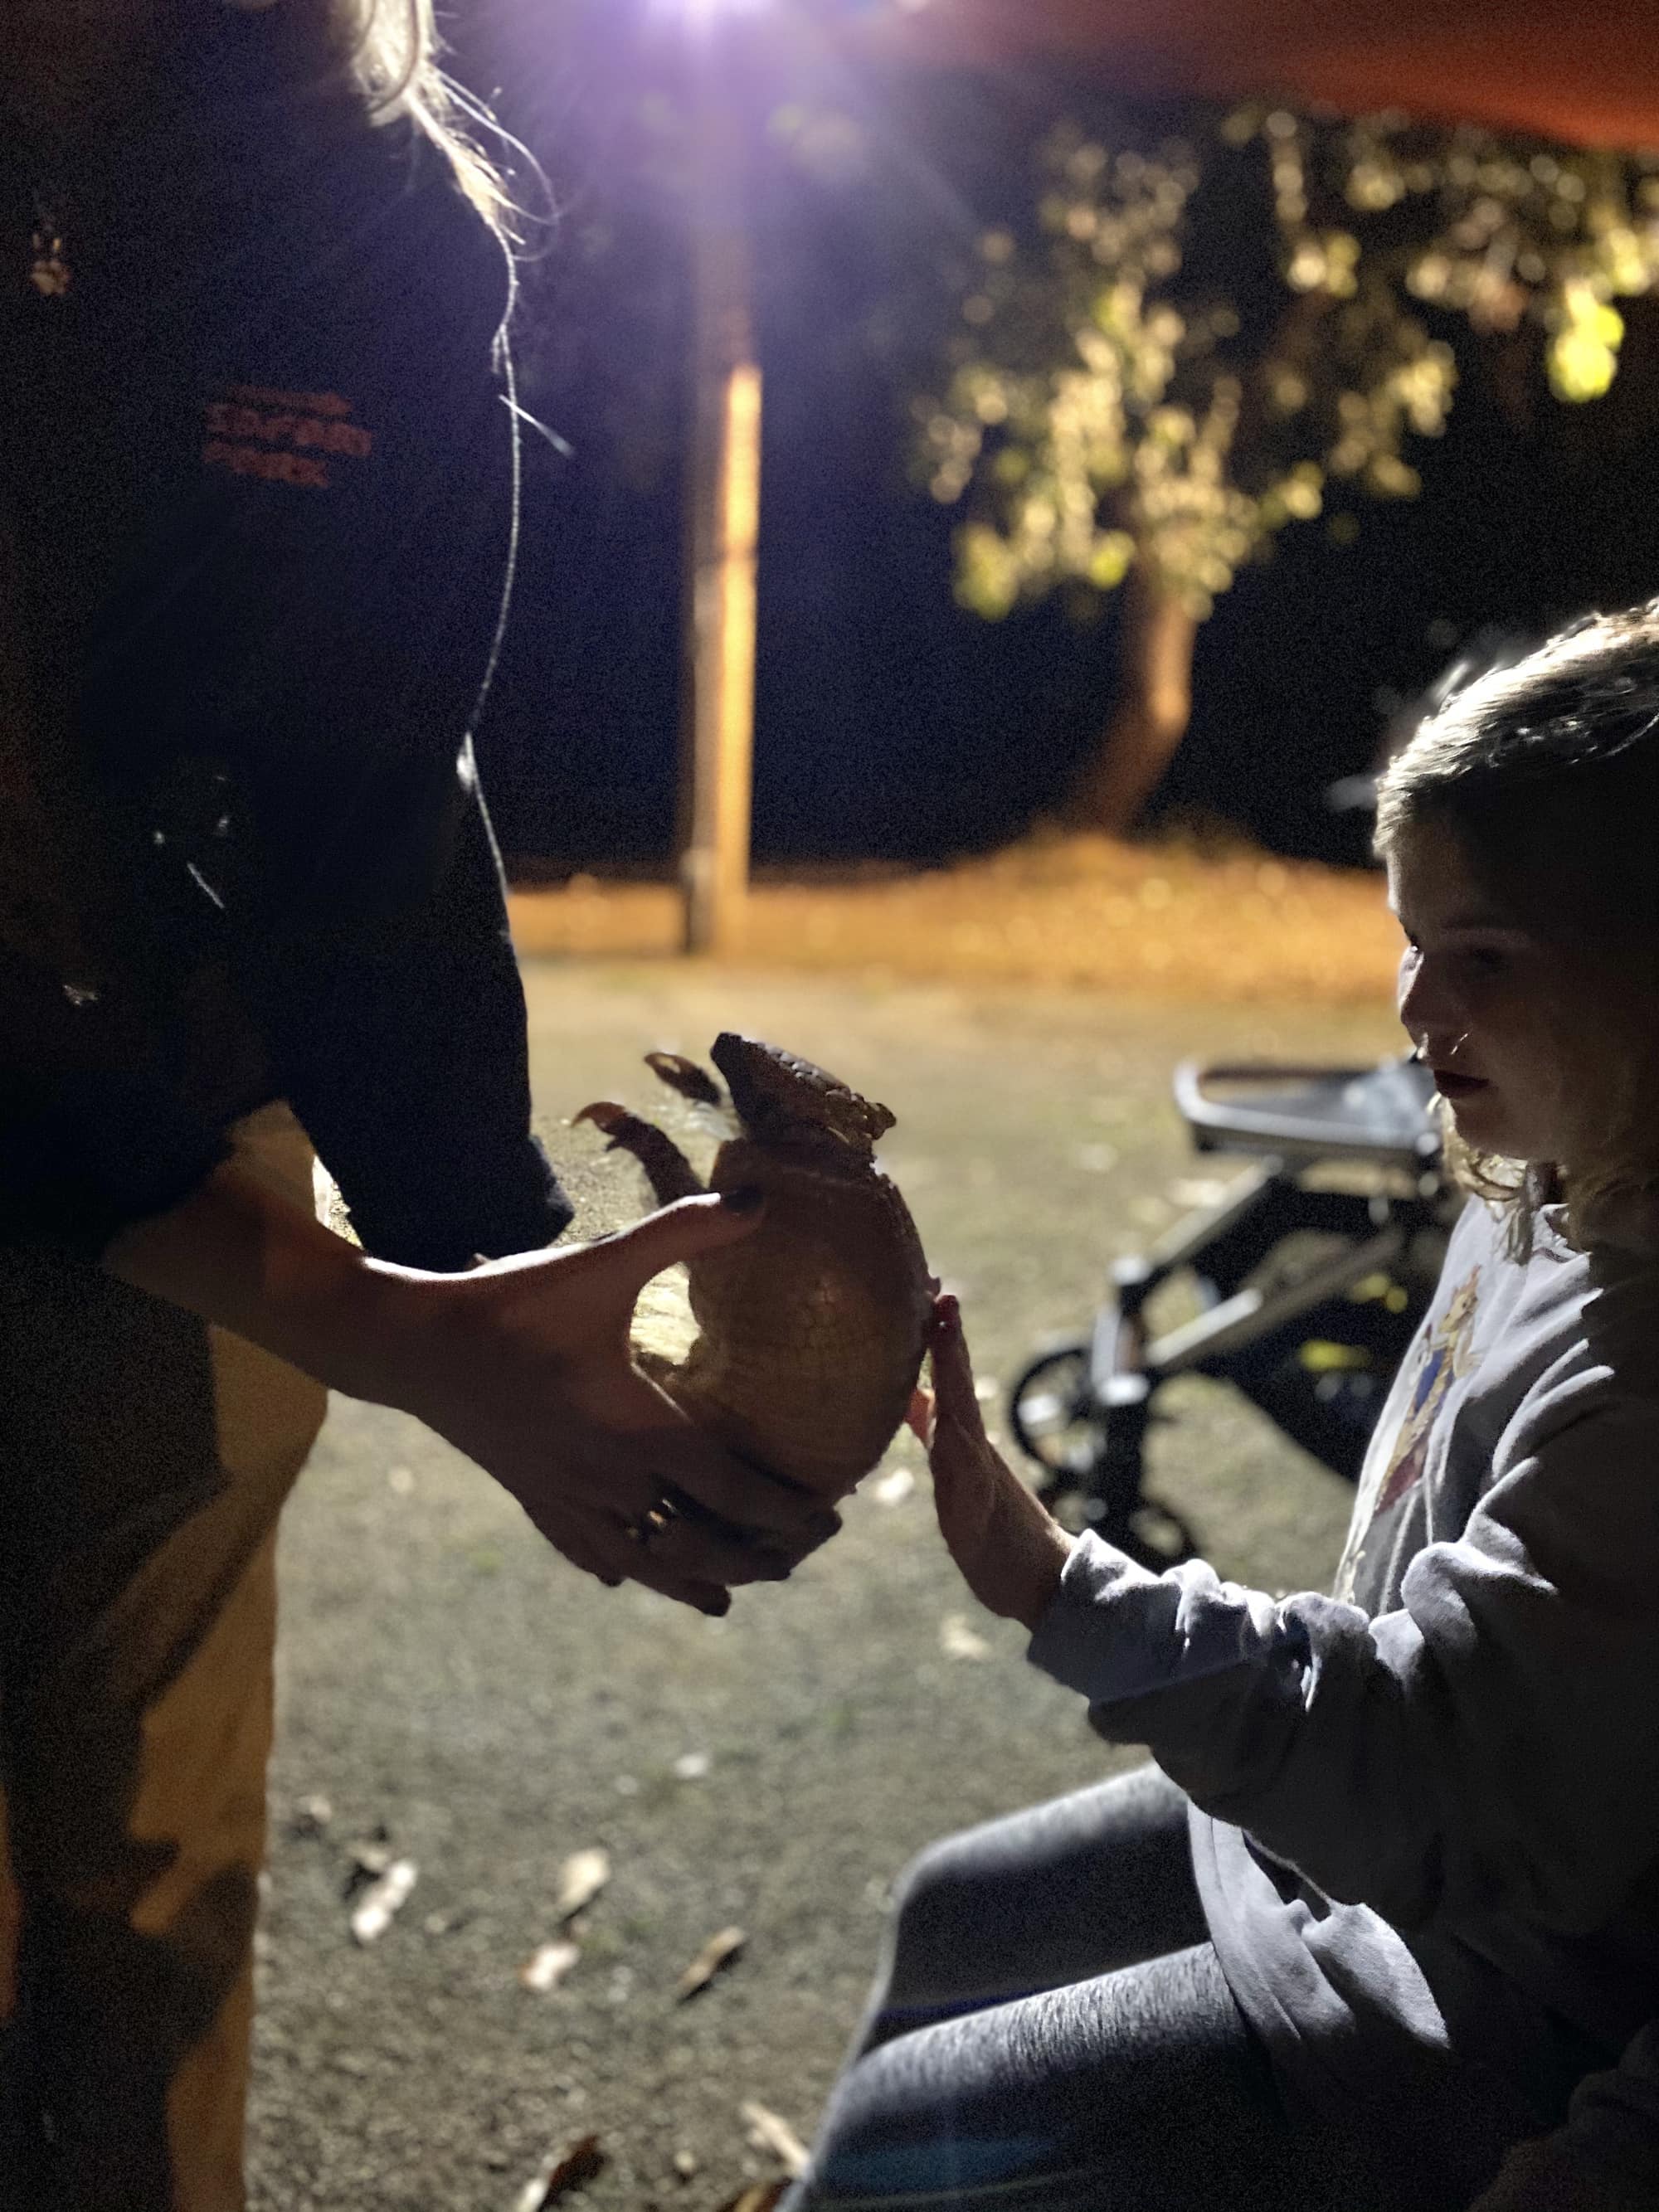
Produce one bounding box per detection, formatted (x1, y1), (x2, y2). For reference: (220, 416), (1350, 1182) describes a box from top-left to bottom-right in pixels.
(928, 1296), (987, 1436)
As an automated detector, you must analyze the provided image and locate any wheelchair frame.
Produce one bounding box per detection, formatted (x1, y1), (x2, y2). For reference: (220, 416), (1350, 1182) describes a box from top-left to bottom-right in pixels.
(1007, 1055), (1456, 1564)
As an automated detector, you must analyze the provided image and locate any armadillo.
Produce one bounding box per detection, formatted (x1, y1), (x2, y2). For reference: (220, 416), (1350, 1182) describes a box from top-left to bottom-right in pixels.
(575, 1033), (935, 1501)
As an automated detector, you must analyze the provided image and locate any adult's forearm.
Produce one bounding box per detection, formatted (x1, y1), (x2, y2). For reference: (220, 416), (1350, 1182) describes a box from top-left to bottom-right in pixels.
(103, 1168), (835, 1611)
(101, 1158), (430, 1404)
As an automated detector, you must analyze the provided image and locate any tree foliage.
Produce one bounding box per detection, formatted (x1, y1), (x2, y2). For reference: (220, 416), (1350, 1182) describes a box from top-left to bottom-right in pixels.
(920, 109), (1659, 623)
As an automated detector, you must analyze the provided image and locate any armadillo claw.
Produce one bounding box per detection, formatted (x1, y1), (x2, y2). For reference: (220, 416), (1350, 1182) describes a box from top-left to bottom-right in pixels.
(577, 1102), (707, 1203)
(573, 1100), (629, 1135)
(645, 1052), (723, 1106)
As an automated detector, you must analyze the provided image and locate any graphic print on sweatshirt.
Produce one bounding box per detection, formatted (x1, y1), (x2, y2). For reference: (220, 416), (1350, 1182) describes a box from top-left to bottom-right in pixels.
(1335, 1265), (1482, 1599)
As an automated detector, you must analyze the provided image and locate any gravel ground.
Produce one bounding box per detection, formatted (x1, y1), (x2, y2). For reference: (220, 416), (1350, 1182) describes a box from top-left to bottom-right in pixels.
(248, 961), (1402, 2211)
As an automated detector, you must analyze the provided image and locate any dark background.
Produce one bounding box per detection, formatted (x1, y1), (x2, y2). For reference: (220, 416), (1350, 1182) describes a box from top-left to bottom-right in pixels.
(455, 7), (1659, 873)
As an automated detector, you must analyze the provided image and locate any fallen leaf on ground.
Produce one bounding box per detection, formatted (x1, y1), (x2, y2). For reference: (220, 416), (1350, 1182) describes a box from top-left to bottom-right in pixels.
(345, 1849), (392, 1893)
(675, 1924), (745, 2001)
(349, 1859), (418, 1944)
(871, 1467), (914, 1506)
(740, 2100), (809, 2177)
(520, 1940), (581, 1994)
(287, 1794), (333, 1839)
(343, 1825), (395, 1895)
(940, 1614), (991, 1661)
(713, 2185), (789, 2212)
(555, 1848), (611, 1922)
(511, 2132), (605, 2212)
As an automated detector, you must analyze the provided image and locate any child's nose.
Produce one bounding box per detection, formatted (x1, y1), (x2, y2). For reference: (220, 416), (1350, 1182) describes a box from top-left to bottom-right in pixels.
(1397, 949), (1458, 1042)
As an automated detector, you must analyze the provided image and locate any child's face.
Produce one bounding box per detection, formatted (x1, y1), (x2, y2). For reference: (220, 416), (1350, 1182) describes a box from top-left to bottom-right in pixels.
(1388, 820), (1575, 1170)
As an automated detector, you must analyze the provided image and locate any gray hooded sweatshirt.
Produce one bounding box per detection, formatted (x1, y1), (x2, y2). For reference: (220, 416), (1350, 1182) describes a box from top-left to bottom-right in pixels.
(1029, 1192), (1659, 2164)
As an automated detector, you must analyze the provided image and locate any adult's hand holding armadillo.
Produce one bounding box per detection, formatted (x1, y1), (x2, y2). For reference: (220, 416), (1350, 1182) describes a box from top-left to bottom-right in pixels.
(576, 1034), (936, 1501)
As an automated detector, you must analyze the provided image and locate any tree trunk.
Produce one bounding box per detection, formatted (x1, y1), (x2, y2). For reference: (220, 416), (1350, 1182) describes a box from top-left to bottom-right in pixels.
(1061, 563), (1199, 836)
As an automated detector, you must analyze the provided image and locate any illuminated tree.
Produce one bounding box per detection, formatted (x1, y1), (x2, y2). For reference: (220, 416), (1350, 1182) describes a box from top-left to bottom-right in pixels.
(920, 109), (1659, 832)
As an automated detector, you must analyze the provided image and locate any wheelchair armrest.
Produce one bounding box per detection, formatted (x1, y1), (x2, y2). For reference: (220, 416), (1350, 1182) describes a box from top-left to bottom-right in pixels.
(1173, 1056), (1440, 1167)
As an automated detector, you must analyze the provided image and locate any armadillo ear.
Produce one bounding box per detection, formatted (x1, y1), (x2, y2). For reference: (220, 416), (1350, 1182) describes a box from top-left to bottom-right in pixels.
(645, 1051), (724, 1107)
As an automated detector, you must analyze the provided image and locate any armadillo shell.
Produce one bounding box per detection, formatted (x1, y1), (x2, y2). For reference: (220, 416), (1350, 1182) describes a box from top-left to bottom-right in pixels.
(656, 1141), (934, 1501)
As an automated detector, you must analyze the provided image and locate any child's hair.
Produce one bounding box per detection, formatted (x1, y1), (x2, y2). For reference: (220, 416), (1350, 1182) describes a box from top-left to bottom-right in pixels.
(1374, 599), (1659, 1247)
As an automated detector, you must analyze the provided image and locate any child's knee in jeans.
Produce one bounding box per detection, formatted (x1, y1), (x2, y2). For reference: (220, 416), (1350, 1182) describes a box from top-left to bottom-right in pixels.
(887, 1831), (978, 1942)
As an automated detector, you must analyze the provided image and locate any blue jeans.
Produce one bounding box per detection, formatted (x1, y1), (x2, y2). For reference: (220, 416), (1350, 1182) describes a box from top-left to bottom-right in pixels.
(784, 1766), (1534, 2211)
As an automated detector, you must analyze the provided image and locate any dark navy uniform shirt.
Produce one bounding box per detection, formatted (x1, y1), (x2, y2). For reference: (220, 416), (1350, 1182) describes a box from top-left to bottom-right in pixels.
(0, 27), (572, 1268)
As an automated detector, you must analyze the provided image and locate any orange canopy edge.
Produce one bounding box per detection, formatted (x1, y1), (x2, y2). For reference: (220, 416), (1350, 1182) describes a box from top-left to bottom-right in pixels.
(850, 0), (1659, 150)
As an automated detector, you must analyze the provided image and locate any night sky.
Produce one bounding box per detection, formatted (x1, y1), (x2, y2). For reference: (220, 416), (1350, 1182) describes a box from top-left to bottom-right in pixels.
(460, 5), (1659, 873)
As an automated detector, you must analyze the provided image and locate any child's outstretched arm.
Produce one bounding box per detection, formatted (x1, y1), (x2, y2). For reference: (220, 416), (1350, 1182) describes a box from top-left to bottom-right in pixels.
(912, 1300), (1659, 1947)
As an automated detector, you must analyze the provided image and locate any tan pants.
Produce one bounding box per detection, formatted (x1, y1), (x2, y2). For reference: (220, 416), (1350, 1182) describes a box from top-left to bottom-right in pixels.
(0, 1105), (327, 2211)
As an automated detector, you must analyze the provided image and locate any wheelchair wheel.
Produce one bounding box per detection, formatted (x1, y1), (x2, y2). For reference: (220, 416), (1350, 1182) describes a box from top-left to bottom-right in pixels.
(1009, 1340), (1196, 1562)
(1008, 1341), (1100, 1486)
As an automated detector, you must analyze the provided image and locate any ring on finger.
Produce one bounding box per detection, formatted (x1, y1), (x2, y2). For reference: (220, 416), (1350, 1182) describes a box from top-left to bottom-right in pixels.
(621, 1494), (681, 1548)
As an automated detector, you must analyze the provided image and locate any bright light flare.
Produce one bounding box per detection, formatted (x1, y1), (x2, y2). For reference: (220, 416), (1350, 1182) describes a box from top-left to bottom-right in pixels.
(649, 0), (771, 22)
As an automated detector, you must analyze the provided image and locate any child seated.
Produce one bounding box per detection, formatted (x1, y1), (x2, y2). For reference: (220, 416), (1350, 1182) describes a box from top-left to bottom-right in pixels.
(786, 603), (1659, 2212)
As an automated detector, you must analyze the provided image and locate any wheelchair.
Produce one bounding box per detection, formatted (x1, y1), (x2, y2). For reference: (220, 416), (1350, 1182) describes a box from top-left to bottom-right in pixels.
(1007, 1053), (1457, 1564)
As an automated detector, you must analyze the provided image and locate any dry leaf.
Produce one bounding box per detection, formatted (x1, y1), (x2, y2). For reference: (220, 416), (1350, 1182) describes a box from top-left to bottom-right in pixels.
(347, 1845), (392, 1889)
(511, 2132), (605, 2212)
(675, 1924), (745, 2000)
(740, 2100), (809, 2178)
(350, 1858), (418, 1944)
(871, 1467), (914, 1506)
(713, 2185), (789, 2212)
(940, 1614), (991, 1661)
(519, 1940), (581, 1994)
(554, 1848), (611, 1921)
(343, 1826), (395, 1894)
(287, 1794), (333, 1839)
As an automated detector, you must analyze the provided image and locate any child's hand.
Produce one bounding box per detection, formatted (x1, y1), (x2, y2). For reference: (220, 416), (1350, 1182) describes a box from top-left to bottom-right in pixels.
(913, 1294), (1074, 1633)
(1467, 2136), (1656, 2212)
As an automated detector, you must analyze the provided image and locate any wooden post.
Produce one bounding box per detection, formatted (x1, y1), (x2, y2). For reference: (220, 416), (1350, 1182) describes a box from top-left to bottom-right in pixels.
(679, 53), (761, 955)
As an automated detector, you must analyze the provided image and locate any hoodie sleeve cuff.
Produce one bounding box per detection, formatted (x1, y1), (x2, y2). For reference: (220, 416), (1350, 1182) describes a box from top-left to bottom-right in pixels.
(1027, 1531), (1162, 1699)
(1026, 1530), (1287, 1714)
